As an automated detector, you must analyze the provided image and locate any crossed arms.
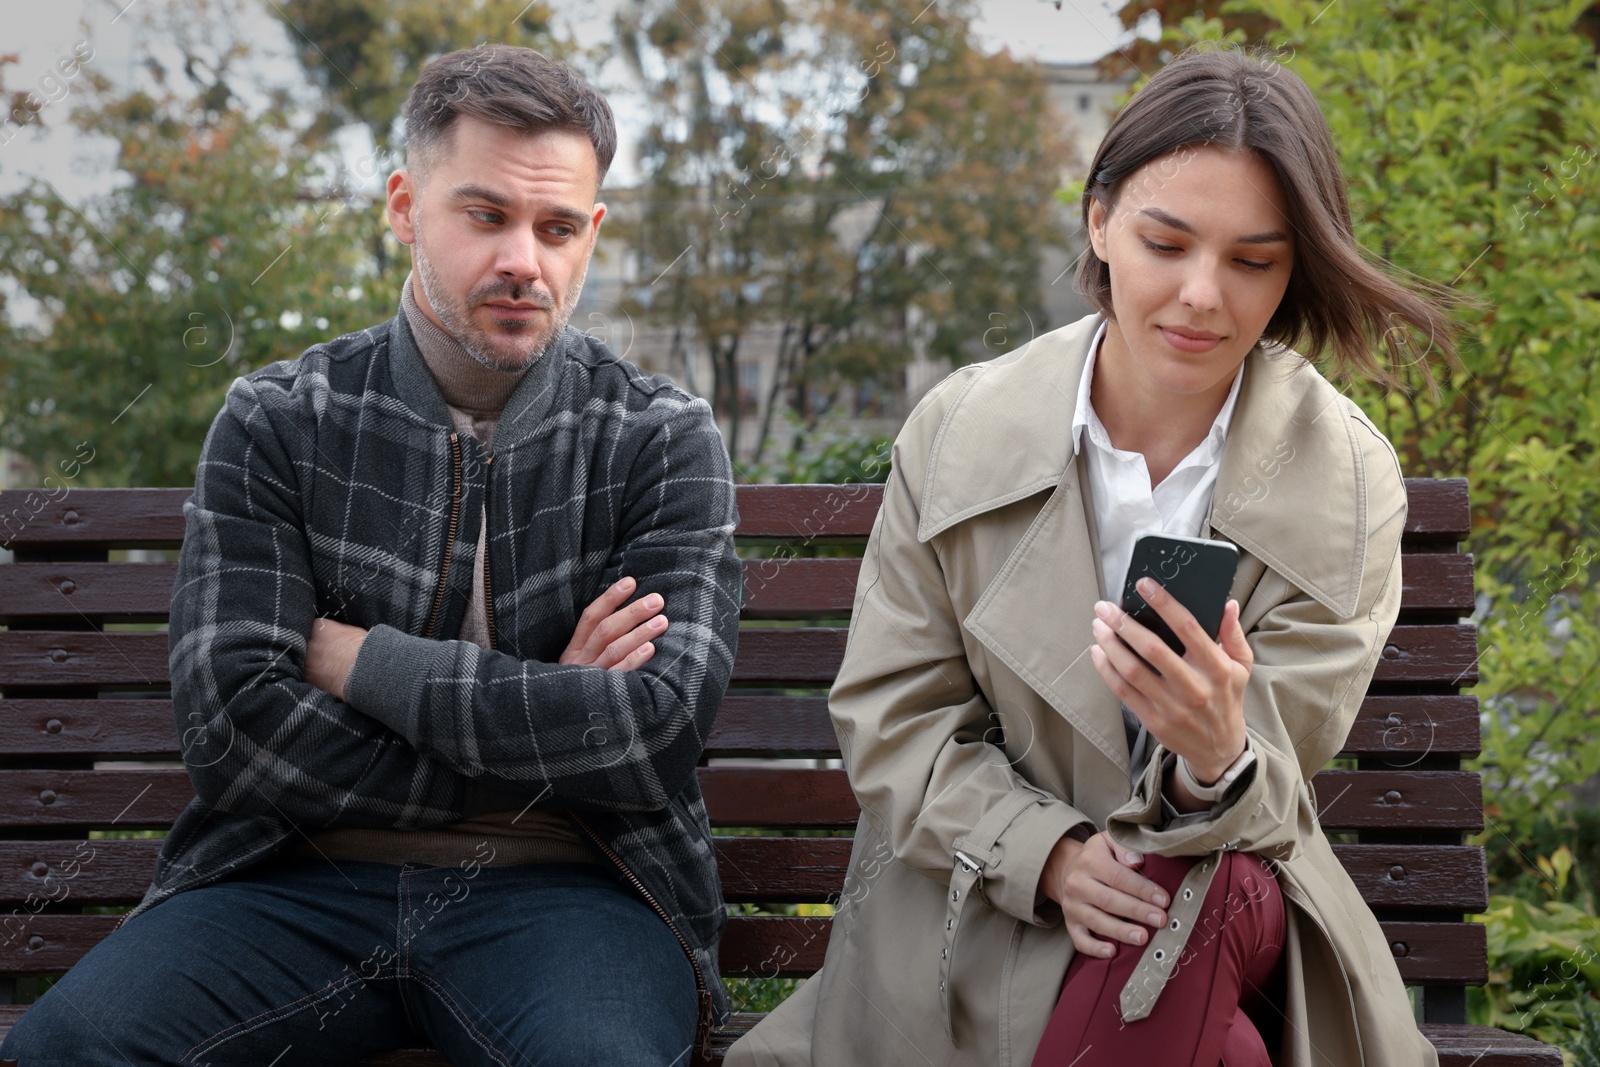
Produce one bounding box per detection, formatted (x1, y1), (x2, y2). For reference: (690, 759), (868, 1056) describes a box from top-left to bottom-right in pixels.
(169, 374), (740, 831)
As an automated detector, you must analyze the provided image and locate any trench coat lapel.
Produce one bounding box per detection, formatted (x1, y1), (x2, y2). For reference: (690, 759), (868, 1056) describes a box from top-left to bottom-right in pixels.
(1204, 343), (1371, 620)
(919, 315), (1128, 771)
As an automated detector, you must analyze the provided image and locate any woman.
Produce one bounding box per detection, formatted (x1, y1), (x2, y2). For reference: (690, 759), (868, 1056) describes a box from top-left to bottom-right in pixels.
(728, 46), (1457, 1067)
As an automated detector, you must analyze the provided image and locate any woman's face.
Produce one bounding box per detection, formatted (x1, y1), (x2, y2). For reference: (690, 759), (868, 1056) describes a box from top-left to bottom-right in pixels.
(1087, 145), (1295, 399)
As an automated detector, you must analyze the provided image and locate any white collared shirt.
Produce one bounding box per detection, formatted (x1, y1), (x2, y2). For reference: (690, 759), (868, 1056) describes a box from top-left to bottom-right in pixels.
(1071, 318), (1244, 602)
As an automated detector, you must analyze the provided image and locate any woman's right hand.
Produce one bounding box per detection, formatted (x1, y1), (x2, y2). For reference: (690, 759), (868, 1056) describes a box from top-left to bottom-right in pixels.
(1039, 831), (1169, 958)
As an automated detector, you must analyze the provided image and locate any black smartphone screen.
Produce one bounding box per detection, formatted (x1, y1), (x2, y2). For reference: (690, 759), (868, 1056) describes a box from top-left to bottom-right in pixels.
(1117, 533), (1240, 660)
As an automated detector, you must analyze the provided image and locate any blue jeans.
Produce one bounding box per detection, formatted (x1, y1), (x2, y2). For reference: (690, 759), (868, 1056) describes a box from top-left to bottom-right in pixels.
(0, 858), (698, 1066)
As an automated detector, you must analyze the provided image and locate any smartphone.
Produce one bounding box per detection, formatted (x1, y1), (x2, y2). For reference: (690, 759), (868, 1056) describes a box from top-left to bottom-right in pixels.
(1117, 533), (1240, 660)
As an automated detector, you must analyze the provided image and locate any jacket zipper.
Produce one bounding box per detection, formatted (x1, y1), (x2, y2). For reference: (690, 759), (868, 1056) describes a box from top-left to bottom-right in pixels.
(482, 453), (498, 650)
(571, 814), (717, 1050)
(423, 432), (464, 640)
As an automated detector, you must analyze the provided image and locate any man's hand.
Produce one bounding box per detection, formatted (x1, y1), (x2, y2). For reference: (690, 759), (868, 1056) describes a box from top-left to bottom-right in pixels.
(1088, 576), (1254, 784)
(559, 576), (668, 671)
(1039, 831), (1169, 958)
(306, 617), (370, 701)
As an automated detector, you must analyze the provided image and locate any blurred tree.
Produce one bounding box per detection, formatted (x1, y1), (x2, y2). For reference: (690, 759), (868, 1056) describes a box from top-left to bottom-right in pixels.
(275, 0), (558, 155)
(1145, 2), (1600, 897)
(1101, 0), (1277, 75)
(0, 0), (396, 486)
(614, 0), (1075, 464)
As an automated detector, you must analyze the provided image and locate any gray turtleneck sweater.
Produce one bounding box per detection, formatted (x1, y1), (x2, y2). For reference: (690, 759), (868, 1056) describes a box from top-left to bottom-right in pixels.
(295, 274), (595, 867)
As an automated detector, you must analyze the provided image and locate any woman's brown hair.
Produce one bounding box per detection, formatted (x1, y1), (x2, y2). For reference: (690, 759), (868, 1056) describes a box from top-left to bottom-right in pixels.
(1075, 45), (1460, 395)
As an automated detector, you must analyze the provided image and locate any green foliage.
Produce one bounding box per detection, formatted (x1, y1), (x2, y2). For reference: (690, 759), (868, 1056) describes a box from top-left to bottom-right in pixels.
(1471, 877), (1600, 1046)
(724, 975), (805, 1014)
(1170, 0), (1600, 891)
(1571, 995), (1600, 1066)
(744, 414), (893, 485)
(274, 0), (560, 153)
(0, 2), (398, 486)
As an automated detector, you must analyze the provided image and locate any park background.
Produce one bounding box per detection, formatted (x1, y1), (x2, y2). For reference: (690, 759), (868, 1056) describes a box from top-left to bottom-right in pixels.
(3, 0), (1600, 1053)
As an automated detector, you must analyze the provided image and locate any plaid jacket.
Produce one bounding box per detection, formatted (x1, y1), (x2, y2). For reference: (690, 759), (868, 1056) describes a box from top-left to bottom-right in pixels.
(146, 312), (742, 1034)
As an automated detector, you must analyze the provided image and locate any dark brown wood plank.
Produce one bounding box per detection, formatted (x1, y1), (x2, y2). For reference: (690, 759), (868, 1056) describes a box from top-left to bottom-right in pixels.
(1315, 770), (1483, 832)
(1343, 695), (1480, 759)
(0, 839), (164, 906)
(1328, 844), (1488, 912)
(715, 837), (854, 903)
(706, 696), (835, 759)
(714, 837), (1485, 912)
(0, 622), (1480, 691)
(0, 632), (170, 689)
(700, 1019), (1560, 1067)
(1386, 921), (1487, 984)
(707, 693), (1481, 761)
(0, 691), (1485, 763)
(0, 563), (178, 622)
(719, 915), (833, 978)
(0, 913), (119, 972)
(1421, 1025), (1565, 1066)
(727, 624), (1477, 688)
(1373, 624), (1480, 687)
(1399, 552), (1476, 616)
(734, 484), (883, 541)
(0, 552), (1472, 623)
(729, 916), (1487, 984)
(0, 766), (1484, 832)
(0, 1013), (1565, 1067)
(0, 699), (179, 758)
(0, 912), (1495, 988)
(725, 555), (1467, 621)
(0, 769), (192, 829)
(701, 768), (859, 829)
(0, 489), (189, 547)
(739, 558), (859, 619)
(0, 835), (1485, 914)
(0, 479), (1471, 550)
(729, 629), (848, 686)
(1401, 478), (1470, 542)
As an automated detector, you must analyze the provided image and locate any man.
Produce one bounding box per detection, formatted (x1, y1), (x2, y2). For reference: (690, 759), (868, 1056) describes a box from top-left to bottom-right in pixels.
(1, 45), (740, 1066)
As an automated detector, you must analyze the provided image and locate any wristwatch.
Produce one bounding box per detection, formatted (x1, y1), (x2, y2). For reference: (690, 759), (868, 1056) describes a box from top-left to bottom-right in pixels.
(1176, 737), (1256, 803)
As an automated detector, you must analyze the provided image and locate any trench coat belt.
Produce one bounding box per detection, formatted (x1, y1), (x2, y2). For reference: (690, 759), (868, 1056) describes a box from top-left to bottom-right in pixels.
(940, 785), (1058, 1046)
(1115, 848), (1225, 1022)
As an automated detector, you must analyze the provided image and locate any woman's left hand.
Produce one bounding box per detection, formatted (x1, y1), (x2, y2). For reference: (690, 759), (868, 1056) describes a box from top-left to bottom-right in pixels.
(1088, 576), (1253, 783)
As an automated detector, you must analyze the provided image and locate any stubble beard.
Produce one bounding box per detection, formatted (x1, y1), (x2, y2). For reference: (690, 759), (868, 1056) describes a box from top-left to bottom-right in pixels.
(411, 209), (588, 373)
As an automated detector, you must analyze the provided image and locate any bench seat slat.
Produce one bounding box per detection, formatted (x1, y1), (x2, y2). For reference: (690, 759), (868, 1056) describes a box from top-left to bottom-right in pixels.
(694, 1017), (1560, 1067)
(0, 1009), (1564, 1067)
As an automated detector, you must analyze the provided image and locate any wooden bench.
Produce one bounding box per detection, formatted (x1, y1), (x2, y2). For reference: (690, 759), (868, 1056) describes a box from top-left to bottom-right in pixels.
(0, 480), (1560, 1065)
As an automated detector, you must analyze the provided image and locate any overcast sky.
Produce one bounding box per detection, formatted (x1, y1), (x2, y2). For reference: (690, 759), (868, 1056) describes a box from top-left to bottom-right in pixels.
(1, 0), (1140, 199)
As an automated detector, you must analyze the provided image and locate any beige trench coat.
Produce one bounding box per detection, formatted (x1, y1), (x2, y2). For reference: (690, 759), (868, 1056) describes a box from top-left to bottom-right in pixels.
(727, 313), (1440, 1067)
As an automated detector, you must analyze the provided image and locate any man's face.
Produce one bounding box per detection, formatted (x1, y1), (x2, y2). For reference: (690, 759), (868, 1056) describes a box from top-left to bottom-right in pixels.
(386, 116), (607, 372)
